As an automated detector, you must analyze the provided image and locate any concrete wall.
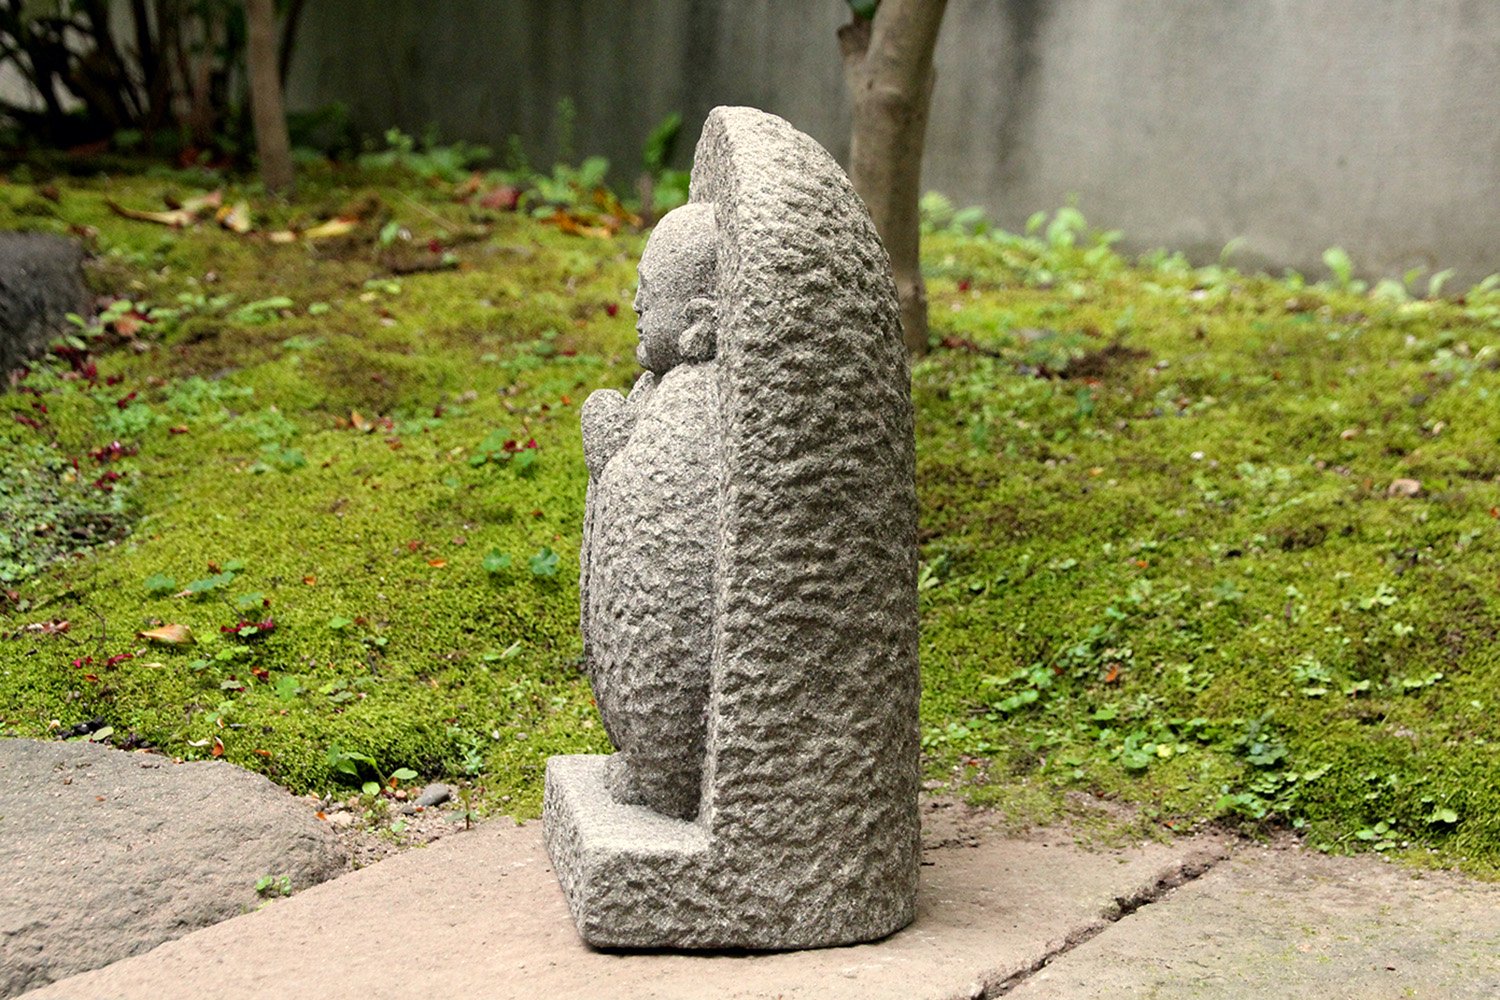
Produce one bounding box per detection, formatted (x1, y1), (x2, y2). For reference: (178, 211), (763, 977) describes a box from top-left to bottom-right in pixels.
(288, 0), (1500, 284)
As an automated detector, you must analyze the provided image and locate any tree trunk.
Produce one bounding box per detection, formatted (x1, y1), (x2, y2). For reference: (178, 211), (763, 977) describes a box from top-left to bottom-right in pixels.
(245, 0), (293, 194)
(839, 0), (947, 354)
(277, 0), (307, 89)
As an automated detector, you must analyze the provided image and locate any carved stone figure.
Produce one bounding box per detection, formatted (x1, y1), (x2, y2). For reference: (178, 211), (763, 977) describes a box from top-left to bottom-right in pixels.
(545, 106), (919, 951)
(579, 203), (722, 820)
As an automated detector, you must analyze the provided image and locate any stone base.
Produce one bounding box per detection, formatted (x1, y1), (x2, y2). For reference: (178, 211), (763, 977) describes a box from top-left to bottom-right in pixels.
(543, 754), (913, 950)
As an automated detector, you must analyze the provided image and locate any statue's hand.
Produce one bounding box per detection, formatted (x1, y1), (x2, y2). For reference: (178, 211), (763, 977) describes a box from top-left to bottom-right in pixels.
(582, 388), (628, 477)
(582, 374), (657, 478)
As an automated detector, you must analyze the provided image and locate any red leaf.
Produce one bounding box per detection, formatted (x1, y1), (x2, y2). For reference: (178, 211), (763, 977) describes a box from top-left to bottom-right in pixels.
(479, 185), (520, 211)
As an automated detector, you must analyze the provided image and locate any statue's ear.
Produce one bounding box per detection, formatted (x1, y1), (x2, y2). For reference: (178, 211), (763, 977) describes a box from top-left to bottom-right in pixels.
(678, 295), (718, 362)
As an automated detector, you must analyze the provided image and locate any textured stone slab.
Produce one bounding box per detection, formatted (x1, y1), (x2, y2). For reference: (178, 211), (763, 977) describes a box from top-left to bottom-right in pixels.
(1006, 846), (1500, 1000)
(20, 808), (1226, 1000)
(0, 739), (345, 998)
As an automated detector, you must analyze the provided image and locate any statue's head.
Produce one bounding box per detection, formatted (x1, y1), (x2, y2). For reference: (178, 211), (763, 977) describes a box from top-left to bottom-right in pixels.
(633, 204), (718, 374)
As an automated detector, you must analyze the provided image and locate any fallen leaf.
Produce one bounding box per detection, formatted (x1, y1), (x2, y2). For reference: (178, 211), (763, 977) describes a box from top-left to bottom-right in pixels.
(303, 575), (317, 586)
(23, 619), (70, 635)
(303, 217), (358, 239)
(138, 623), (194, 645)
(267, 230), (299, 244)
(210, 737), (224, 757)
(350, 410), (372, 432)
(454, 172), (483, 199)
(112, 311), (150, 338)
(544, 208), (614, 239)
(253, 748), (271, 757)
(174, 190), (223, 215)
(427, 558), (448, 568)
(479, 185), (520, 211)
(106, 200), (195, 227)
(1387, 478), (1422, 498)
(216, 200), (252, 234)
(1104, 663), (1122, 683)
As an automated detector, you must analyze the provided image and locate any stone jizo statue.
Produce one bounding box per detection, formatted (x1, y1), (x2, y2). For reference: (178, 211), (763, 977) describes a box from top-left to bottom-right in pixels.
(579, 202), (722, 821)
(545, 106), (919, 951)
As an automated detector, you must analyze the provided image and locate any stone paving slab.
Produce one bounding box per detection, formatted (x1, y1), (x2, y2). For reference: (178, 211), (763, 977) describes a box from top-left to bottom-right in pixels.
(21, 804), (1226, 1000)
(1004, 845), (1500, 1000)
(0, 739), (345, 998)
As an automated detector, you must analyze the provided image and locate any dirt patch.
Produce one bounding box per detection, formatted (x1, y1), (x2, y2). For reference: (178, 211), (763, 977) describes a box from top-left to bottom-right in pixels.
(1048, 341), (1150, 380)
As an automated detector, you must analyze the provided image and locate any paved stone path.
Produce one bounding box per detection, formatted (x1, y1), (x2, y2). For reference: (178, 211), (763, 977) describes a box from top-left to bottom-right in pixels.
(19, 802), (1498, 999)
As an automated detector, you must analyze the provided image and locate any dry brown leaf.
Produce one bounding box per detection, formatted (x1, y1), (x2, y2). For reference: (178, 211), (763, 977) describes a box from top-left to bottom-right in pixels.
(138, 623), (195, 645)
(217, 201), (252, 234)
(349, 410), (373, 432)
(547, 209), (613, 239)
(176, 190), (223, 215)
(106, 200), (195, 228)
(303, 217), (358, 239)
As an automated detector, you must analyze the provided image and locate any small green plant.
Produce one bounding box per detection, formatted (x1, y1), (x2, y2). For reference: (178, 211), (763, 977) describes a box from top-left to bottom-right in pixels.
(184, 563), (240, 598)
(254, 874), (292, 898)
(250, 443), (306, 474)
(1321, 246), (1368, 294)
(324, 744), (420, 797)
(143, 573), (176, 596)
(357, 127), (491, 182)
(641, 113), (690, 215)
(457, 784), (478, 830)
(229, 297), (294, 325)
(528, 547), (560, 577)
(470, 431), (539, 471)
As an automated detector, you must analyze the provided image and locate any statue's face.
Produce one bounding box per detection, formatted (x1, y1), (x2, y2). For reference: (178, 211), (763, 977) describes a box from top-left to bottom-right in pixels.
(632, 245), (689, 373)
(632, 205), (717, 374)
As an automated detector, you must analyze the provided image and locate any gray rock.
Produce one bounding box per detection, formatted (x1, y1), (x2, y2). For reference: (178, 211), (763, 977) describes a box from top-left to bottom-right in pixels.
(412, 783), (452, 808)
(546, 106), (919, 950)
(0, 232), (90, 378)
(0, 738), (345, 997)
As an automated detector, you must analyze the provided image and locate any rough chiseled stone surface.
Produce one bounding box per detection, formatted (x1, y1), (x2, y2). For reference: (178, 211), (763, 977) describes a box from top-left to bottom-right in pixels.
(0, 738), (345, 998)
(547, 105), (919, 950)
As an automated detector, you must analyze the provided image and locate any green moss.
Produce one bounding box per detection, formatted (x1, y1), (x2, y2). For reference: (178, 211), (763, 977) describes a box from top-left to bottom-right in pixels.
(0, 176), (1497, 874)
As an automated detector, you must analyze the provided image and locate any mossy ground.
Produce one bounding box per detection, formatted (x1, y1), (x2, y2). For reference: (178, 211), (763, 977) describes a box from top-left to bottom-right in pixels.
(0, 167), (1496, 876)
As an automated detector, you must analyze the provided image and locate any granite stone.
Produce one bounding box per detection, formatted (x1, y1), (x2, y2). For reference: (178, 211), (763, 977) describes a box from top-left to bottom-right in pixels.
(0, 739), (345, 997)
(0, 232), (90, 378)
(546, 105), (919, 950)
